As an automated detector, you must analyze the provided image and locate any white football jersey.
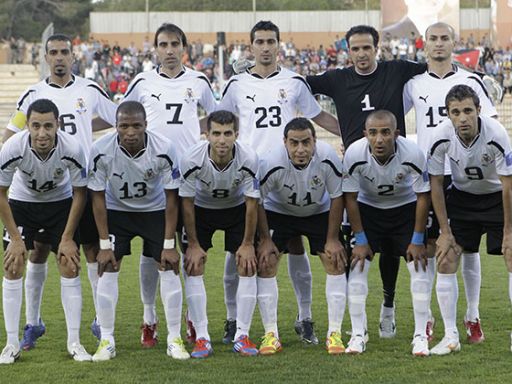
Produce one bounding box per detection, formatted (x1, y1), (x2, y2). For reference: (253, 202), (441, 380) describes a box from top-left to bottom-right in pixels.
(428, 115), (512, 194)
(343, 136), (430, 209)
(403, 66), (497, 154)
(123, 66), (217, 156)
(88, 131), (180, 212)
(179, 141), (260, 209)
(218, 67), (322, 156)
(7, 75), (117, 156)
(259, 141), (343, 217)
(0, 130), (87, 202)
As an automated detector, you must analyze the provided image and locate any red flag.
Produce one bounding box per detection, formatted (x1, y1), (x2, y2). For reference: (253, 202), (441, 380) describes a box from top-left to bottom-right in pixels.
(453, 49), (481, 70)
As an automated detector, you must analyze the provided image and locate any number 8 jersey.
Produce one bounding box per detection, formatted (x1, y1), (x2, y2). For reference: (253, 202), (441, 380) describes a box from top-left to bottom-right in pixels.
(428, 115), (512, 194)
(218, 67), (321, 155)
(88, 131), (181, 211)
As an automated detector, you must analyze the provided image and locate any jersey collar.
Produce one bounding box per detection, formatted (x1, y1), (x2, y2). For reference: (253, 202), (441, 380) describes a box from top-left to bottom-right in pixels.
(249, 66), (281, 79)
(117, 133), (148, 159)
(157, 65), (186, 79)
(28, 133), (58, 162)
(354, 62), (378, 76)
(428, 64), (457, 79)
(369, 141), (396, 166)
(46, 74), (75, 88)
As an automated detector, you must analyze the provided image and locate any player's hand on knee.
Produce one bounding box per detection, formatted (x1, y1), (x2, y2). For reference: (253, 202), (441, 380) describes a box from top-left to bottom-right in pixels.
(435, 232), (461, 263)
(236, 243), (257, 276)
(350, 245), (373, 272)
(160, 248), (180, 275)
(57, 238), (81, 274)
(97, 249), (117, 277)
(184, 245), (206, 276)
(3, 238), (27, 277)
(324, 239), (347, 271)
(406, 243), (427, 272)
(256, 238), (279, 270)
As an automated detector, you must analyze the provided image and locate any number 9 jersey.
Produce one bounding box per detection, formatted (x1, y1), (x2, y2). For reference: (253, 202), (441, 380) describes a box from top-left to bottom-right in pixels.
(88, 130), (181, 211)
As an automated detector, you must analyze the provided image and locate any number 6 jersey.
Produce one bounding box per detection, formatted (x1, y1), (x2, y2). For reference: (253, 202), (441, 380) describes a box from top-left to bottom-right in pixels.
(88, 131), (181, 212)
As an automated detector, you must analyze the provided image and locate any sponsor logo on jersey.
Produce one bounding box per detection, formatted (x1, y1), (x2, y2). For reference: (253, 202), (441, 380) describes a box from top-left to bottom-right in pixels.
(419, 95), (429, 103)
(277, 89), (288, 104)
(53, 168), (64, 178)
(75, 98), (87, 114)
(151, 93), (161, 101)
(363, 175), (374, 182)
(283, 183), (294, 190)
(246, 94), (256, 102)
(113, 172), (124, 179)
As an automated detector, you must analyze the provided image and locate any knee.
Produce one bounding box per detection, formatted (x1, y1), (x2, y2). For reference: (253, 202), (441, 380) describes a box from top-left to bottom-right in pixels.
(187, 265), (204, 277)
(257, 254), (278, 278)
(58, 257), (79, 278)
(437, 249), (459, 274)
(82, 243), (99, 263)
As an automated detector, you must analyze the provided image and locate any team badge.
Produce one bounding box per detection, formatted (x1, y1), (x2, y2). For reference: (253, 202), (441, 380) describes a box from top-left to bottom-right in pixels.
(481, 153), (493, 167)
(75, 98), (87, 114)
(184, 88), (195, 103)
(143, 168), (155, 180)
(232, 178), (242, 188)
(277, 89), (288, 104)
(394, 173), (404, 184)
(53, 168), (64, 179)
(310, 175), (323, 189)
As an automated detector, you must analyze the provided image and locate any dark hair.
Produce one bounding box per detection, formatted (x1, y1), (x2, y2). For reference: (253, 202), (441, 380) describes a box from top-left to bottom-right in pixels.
(250, 20), (280, 44)
(207, 110), (238, 132)
(117, 101), (147, 121)
(27, 99), (59, 121)
(365, 109), (397, 129)
(345, 25), (379, 48)
(284, 117), (316, 138)
(45, 34), (72, 53)
(445, 84), (480, 110)
(154, 23), (187, 47)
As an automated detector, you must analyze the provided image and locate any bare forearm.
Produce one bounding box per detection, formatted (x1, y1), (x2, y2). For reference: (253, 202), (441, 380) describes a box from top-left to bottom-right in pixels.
(242, 197), (258, 245)
(92, 117), (113, 132)
(0, 190), (22, 241)
(430, 175), (451, 234)
(345, 193), (364, 233)
(61, 187), (86, 240)
(501, 177), (512, 231)
(182, 197), (200, 245)
(164, 189), (179, 239)
(312, 111), (340, 137)
(257, 204), (271, 239)
(413, 192), (430, 233)
(327, 196), (343, 241)
(91, 190), (110, 239)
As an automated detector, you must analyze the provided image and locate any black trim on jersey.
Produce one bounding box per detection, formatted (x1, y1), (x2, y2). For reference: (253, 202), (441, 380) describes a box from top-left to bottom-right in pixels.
(428, 64), (457, 79)
(92, 154), (105, 172)
(87, 84), (110, 99)
(250, 67), (281, 79)
(61, 156), (84, 169)
(17, 90), (36, 109)
(197, 75), (214, 93)
(488, 140), (505, 155)
(260, 166), (284, 186)
(402, 162), (423, 175)
(156, 154), (174, 168)
(124, 78), (145, 98)
(46, 74), (75, 89)
(429, 139), (450, 156)
(292, 76), (313, 93)
(468, 75), (490, 98)
(1, 156), (23, 170)
(348, 161), (368, 175)
(158, 66), (185, 79)
(239, 166), (256, 178)
(222, 79), (238, 98)
(183, 166), (201, 180)
(321, 159), (343, 177)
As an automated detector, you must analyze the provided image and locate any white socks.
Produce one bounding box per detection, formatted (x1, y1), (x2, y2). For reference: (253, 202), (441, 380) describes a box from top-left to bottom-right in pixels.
(159, 270), (183, 342)
(61, 276), (82, 346)
(25, 261), (47, 325)
(140, 255), (159, 325)
(257, 276), (279, 337)
(223, 252), (239, 320)
(86, 262), (99, 317)
(234, 276), (257, 340)
(407, 262), (430, 337)
(97, 272), (119, 345)
(2, 277), (22, 348)
(184, 275), (209, 341)
(326, 274), (346, 336)
(288, 253), (313, 321)
(348, 259), (370, 337)
(461, 252), (481, 321)
(436, 273), (458, 337)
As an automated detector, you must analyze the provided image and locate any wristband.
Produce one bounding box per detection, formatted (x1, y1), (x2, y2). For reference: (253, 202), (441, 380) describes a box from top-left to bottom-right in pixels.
(99, 239), (111, 250)
(163, 239), (176, 249)
(411, 231), (425, 245)
(354, 231), (368, 246)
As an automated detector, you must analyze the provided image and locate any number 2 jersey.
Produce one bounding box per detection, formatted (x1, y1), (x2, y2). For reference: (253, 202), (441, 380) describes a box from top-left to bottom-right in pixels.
(259, 141), (343, 217)
(123, 66), (217, 157)
(342, 136), (430, 209)
(179, 141), (260, 209)
(7, 75), (117, 156)
(428, 115), (512, 194)
(88, 131), (181, 212)
(0, 130), (87, 202)
(218, 67), (322, 155)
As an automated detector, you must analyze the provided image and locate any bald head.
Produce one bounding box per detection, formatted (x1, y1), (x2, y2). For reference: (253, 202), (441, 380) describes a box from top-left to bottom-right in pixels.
(365, 110), (397, 131)
(425, 22), (455, 40)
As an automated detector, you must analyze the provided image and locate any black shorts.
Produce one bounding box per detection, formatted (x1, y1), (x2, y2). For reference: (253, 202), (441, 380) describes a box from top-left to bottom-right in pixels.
(447, 187), (503, 255)
(3, 198), (75, 253)
(78, 191), (99, 245)
(266, 210), (343, 255)
(359, 201), (422, 258)
(185, 204), (246, 253)
(427, 175), (452, 239)
(107, 209), (165, 261)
